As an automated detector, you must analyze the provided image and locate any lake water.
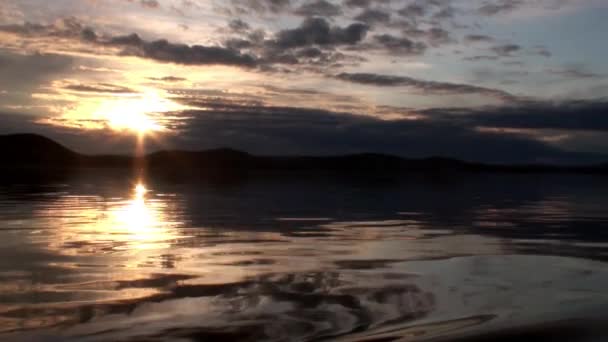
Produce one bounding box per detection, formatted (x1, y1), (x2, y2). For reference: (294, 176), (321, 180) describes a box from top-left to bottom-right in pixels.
(0, 172), (607, 341)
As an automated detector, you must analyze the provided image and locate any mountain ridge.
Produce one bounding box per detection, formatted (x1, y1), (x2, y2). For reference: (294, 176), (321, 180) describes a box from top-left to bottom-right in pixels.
(1, 133), (607, 175)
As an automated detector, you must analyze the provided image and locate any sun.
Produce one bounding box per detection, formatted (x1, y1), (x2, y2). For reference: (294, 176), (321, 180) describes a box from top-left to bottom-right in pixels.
(38, 87), (188, 135)
(102, 92), (167, 134)
(90, 91), (181, 134)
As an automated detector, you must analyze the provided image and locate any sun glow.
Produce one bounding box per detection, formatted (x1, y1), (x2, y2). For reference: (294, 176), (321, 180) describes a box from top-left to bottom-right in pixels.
(94, 92), (175, 134)
(41, 89), (185, 134)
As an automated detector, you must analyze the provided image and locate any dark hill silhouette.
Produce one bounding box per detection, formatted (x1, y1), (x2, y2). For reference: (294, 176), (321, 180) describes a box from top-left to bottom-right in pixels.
(0, 134), (80, 165)
(1, 133), (607, 175)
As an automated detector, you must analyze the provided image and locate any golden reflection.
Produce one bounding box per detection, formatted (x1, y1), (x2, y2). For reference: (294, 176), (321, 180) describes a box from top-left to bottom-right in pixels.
(134, 183), (148, 199)
(46, 182), (183, 256)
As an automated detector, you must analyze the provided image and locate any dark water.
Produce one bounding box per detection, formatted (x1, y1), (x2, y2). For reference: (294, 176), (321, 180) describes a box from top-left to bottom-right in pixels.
(0, 172), (607, 341)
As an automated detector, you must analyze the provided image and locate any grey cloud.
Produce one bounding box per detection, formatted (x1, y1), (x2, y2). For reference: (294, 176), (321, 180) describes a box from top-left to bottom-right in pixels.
(104, 33), (258, 67)
(343, 0), (391, 8)
(294, 0), (342, 17)
(0, 19), (86, 39)
(492, 44), (521, 57)
(437, 100), (608, 132)
(334, 72), (518, 101)
(470, 67), (529, 84)
(532, 46), (552, 58)
(1, 103), (564, 164)
(273, 17), (369, 48)
(426, 27), (452, 46)
(548, 66), (604, 80)
(503, 60), (525, 67)
(228, 19), (251, 32)
(80, 28), (97, 41)
(62, 82), (138, 94)
(432, 4), (455, 19)
(140, 0), (160, 8)
(3, 19), (368, 70)
(151, 99), (589, 164)
(465, 34), (494, 43)
(226, 0), (291, 14)
(224, 38), (255, 50)
(354, 9), (391, 25)
(5, 96), (608, 163)
(398, 4), (426, 18)
(399, 26), (452, 47)
(344, 0), (371, 8)
(260, 47), (364, 69)
(126, 0), (160, 9)
(148, 76), (187, 82)
(397, 1), (455, 21)
(478, 0), (524, 16)
(0, 51), (74, 93)
(373, 34), (427, 55)
(464, 55), (500, 62)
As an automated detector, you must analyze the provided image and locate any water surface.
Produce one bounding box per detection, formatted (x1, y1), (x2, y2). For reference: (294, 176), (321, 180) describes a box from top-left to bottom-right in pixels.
(0, 173), (607, 341)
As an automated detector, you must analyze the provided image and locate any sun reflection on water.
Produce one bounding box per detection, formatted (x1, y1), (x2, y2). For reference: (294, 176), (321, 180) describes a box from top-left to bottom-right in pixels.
(44, 182), (184, 256)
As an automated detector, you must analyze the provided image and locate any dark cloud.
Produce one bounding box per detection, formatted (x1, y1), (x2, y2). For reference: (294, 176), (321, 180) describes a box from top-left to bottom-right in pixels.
(103, 33), (259, 67)
(436, 100), (608, 132)
(0, 105), (551, 163)
(354, 9), (391, 26)
(470, 67), (528, 84)
(126, 0), (160, 9)
(273, 17), (369, 48)
(0, 20), (259, 68)
(548, 66), (604, 80)
(225, 0), (291, 14)
(334, 72), (518, 101)
(145, 99), (601, 164)
(0, 18), (86, 39)
(259, 48), (365, 70)
(373, 34), (427, 55)
(464, 55), (500, 62)
(432, 4), (456, 19)
(426, 27), (452, 46)
(343, 0), (391, 8)
(491, 44), (521, 57)
(532, 46), (552, 58)
(0, 51), (74, 94)
(294, 0), (342, 17)
(344, 0), (371, 8)
(478, 0), (524, 16)
(62, 82), (138, 94)
(397, 0), (455, 21)
(398, 4), (427, 19)
(140, 0), (160, 8)
(148, 76), (187, 82)
(5, 95), (608, 164)
(228, 18), (251, 32)
(465, 34), (494, 43)
(503, 60), (525, 67)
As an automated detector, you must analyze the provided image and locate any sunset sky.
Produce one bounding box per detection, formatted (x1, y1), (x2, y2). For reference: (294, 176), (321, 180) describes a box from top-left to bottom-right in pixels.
(0, 0), (607, 163)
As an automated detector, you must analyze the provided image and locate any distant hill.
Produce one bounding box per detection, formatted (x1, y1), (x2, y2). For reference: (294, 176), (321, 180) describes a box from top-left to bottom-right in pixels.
(0, 134), (80, 165)
(1, 133), (607, 175)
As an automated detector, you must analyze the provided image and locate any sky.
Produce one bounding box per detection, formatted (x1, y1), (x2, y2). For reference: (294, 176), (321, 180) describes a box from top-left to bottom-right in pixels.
(0, 0), (607, 163)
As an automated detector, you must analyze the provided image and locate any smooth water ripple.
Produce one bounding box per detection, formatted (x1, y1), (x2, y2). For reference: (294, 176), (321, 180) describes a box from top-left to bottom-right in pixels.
(0, 175), (607, 341)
